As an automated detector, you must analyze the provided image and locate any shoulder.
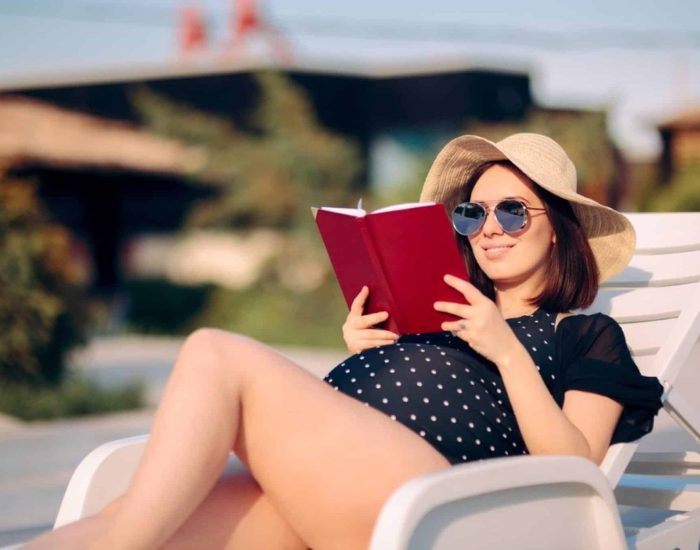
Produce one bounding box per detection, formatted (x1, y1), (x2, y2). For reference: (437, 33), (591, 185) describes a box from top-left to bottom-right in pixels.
(556, 312), (630, 362)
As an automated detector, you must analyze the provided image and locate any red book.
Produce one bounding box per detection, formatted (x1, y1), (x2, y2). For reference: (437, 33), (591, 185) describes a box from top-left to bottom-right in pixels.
(314, 202), (469, 335)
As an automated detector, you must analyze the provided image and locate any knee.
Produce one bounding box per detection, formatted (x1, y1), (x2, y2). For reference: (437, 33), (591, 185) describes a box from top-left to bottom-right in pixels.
(179, 328), (257, 375)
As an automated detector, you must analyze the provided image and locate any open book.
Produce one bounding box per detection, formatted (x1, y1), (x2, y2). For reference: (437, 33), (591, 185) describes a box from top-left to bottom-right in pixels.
(313, 201), (469, 335)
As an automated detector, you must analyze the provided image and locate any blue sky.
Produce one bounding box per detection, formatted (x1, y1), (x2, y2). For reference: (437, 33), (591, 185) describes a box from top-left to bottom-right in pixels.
(1, 0), (699, 158)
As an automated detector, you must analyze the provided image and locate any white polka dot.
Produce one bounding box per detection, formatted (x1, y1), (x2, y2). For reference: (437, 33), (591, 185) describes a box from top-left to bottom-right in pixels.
(450, 417), (457, 423)
(430, 369), (437, 374)
(399, 348), (405, 352)
(496, 388), (502, 394)
(389, 369), (396, 373)
(417, 381), (423, 387)
(375, 383), (382, 389)
(419, 430), (426, 437)
(436, 435), (443, 441)
(423, 397), (430, 403)
(369, 372), (376, 377)
(489, 446), (495, 452)
(469, 380), (475, 386)
(457, 388), (463, 394)
(551, 374), (556, 379)
(531, 347), (537, 352)
(475, 439), (481, 445)
(443, 400), (450, 406)
(440, 351), (446, 356)
(390, 415), (396, 420)
(356, 389), (362, 394)
(451, 373), (457, 379)
(430, 415), (437, 422)
(475, 395), (481, 400)
(404, 357), (410, 361)
(544, 340), (548, 344)
(486, 427), (492, 432)
(402, 396), (409, 402)
(344, 369), (350, 373)
(382, 398), (389, 404)
(359, 356), (364, 360)
(379, 350), (384, 354)
(384, 359), (390, 363)
(457, 436), (463, 442)
(468, 422), (475, 428)
(425, 357), (431, 362)
(395, 381), (402, 386)
(437, 384), (444, 390)
(462, 454), (467, 461)
(462, 404), (469, 410)
(410, 414), (417, 420)
(446, 361), (452, 366)
(410, 367), (416, 373)
(350, 378), (356, 383)
(327, 378), (333, 383)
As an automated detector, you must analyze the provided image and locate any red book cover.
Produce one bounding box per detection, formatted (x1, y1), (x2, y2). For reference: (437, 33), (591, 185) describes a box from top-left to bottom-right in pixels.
(314, 202), (469, 334)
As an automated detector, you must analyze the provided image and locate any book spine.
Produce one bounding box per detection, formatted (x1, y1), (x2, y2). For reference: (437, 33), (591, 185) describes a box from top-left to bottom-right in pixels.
(357, 220), (405, 333)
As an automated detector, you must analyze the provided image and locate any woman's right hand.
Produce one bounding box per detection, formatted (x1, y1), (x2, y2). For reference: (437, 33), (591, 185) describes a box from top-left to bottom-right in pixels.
(342, 286), (399, 354)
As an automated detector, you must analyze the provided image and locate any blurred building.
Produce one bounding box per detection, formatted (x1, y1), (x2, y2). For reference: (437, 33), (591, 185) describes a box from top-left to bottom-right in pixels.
(657, 106), (700, 184)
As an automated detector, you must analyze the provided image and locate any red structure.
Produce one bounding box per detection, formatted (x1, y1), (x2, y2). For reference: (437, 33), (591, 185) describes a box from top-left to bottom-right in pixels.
(178, 4), (209, 55)
(227, 0), (292, 63)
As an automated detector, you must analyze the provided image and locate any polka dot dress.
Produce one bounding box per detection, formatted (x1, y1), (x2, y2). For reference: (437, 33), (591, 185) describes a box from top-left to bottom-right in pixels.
(323, 308), (561, 465)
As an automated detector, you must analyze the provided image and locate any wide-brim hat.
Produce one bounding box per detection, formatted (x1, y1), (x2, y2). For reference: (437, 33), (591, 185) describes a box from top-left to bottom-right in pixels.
(420, 133), (635, 283)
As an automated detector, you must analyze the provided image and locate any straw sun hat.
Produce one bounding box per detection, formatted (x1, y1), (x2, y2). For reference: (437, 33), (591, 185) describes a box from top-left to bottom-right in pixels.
(419, 132), (635, 283)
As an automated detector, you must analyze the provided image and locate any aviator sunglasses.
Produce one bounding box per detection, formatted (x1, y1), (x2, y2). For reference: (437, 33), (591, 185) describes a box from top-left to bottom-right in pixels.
(452, 199), (546, 237)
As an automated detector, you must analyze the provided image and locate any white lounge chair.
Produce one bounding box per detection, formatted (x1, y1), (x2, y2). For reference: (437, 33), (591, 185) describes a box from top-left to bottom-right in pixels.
(28, 213), (700, 548)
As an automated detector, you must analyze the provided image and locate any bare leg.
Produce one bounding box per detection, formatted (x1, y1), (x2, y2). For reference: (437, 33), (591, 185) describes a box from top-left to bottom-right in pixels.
(28, 329), (449, 549)
(27, 465), (306, 549)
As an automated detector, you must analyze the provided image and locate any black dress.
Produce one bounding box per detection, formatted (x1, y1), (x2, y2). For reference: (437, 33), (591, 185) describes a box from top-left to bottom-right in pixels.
(323, 308), (664, 465)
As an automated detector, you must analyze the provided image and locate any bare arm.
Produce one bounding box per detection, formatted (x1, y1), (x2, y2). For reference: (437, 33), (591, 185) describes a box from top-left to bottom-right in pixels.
(496, 343), (622, 464)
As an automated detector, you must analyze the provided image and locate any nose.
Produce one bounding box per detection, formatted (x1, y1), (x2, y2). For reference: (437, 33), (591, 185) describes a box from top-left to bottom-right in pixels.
(481, 207), (503, 236)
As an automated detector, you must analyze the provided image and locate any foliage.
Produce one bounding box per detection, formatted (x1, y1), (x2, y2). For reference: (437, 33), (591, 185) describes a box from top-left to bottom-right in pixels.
(0, 178), (90, 384)
(123, 278), (214, 335)
(0, 376), (144, 421)
(131, 72), (363, 231)
(639, 163), (700, 212)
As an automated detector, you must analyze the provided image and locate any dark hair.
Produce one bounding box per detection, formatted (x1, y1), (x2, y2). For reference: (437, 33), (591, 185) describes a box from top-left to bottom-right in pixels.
(449, 161), (599, 311)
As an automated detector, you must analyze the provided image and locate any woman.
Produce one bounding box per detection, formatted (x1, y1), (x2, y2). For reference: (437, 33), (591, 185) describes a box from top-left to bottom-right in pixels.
(27, 133), (663, 549)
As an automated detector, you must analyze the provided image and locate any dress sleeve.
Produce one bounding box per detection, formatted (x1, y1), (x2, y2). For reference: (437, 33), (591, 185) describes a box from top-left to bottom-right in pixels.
(558, 314), (664, 444)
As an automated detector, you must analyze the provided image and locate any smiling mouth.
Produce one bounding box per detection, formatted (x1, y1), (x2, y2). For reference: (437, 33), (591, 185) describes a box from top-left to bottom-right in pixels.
(482, 244), (515, 258)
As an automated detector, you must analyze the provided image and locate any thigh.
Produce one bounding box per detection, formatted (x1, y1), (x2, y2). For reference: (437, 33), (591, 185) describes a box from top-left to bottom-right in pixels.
(163, 463), (306, 550)
(211, 331), (451, 550)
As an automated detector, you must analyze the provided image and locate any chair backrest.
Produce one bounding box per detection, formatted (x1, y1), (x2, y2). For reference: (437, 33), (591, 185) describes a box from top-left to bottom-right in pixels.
(592, 212), (700, 485)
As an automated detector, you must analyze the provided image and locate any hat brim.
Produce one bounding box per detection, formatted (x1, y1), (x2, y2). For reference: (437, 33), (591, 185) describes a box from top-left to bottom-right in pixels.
(420, 134), (635, 283)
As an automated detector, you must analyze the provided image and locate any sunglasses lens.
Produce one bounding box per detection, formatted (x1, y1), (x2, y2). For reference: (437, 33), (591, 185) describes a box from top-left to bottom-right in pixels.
(495, 200), (528, 233)
(452, 203), (485, 236)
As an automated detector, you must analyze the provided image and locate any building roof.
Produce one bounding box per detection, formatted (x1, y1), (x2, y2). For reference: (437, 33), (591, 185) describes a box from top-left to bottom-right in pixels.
(658, 106), (700, 131)
(0, 96), (204, 174)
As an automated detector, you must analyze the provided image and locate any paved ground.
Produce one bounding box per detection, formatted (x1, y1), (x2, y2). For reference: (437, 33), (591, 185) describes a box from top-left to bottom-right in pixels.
(0, 336), (698, 547)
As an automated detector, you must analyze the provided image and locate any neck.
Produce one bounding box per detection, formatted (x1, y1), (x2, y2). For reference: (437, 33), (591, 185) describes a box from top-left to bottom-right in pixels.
(493, 279), (543, 319)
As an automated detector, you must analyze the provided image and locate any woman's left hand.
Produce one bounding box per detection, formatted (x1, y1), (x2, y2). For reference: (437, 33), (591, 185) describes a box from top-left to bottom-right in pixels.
(434, 274), (522, 367)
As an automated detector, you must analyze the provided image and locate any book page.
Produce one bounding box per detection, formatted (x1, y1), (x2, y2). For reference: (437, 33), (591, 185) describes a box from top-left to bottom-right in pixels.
(372, 202), (435, 214)
(318, 207), (366, 217)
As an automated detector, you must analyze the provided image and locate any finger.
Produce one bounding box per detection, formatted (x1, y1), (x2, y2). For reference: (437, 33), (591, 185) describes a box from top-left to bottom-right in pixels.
(349, 285), (369, 314)
(354, 329), (400, 341)
(433, 301), (470, 319)
(441, 320), (468, 333)
(443, 274), (486, 304)
(356, 310), (391, 327)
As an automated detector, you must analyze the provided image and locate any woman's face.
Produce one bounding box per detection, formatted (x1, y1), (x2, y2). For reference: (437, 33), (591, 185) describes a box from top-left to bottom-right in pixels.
(467, 164), (555, 291)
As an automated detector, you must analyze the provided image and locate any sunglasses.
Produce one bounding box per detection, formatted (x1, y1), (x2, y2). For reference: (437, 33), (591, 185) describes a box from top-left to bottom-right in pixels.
(452, 199), (546, 237)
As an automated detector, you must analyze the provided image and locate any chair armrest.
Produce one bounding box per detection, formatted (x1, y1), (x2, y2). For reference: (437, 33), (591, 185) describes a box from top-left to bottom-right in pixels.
(369, 455), (627, 550)
(54, 434), (149, 528)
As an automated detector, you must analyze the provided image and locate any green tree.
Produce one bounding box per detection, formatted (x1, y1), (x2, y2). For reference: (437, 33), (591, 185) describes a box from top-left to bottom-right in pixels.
(0, 177), (89, 384)
(131, 72), (362, 231)
(641, 163), (700, 212)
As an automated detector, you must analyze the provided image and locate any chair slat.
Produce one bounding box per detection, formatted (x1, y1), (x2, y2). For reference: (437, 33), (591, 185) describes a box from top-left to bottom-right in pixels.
(620, 317), (676, 358)
(589, 284), (695, 323)
(632, 354), (658, 377)
(624, 213), (700, 253)
(604, 250), (700, 287)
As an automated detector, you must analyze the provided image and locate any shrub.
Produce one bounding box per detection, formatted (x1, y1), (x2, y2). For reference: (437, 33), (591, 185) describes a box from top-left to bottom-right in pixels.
(0, 178), (90, 384)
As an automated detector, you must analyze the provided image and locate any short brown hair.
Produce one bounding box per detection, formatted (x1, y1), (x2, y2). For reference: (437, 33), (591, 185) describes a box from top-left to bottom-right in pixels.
(447, 161), (599, 312)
